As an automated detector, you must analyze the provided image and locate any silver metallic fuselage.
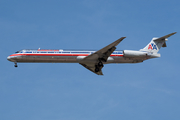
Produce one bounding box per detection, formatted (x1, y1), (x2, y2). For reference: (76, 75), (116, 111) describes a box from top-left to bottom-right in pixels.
(7, 49), (148, 64)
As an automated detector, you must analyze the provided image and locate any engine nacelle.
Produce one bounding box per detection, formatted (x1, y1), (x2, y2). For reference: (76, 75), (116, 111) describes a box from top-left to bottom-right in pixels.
(77, 56), (86, 60)
(123, 50), (147, 58)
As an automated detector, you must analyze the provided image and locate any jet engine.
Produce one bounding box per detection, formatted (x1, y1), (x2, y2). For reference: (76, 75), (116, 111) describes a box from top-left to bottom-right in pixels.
(123, 50), (147, 58)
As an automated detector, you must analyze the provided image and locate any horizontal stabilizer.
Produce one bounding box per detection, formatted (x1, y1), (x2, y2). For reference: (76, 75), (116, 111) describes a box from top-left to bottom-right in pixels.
(154, 32), (176, 41)
(142, 32), (176, 53)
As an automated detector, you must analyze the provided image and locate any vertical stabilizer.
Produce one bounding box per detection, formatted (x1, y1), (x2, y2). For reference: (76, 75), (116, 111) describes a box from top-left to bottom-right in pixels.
(140, 32), (176, 53)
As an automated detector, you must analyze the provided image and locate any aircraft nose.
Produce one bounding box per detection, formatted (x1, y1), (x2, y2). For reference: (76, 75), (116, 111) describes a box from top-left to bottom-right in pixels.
(7, 56), (12, 61)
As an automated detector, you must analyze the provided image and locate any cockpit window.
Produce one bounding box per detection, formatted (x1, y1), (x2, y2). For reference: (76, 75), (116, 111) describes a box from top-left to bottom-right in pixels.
(15, 51), (21, 53)
(15, 50), (25, 53)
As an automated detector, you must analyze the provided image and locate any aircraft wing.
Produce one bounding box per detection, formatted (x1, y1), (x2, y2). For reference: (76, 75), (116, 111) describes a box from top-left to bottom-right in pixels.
(80, 63), (103, 75)
(83, 37), (126, 62)
(79, 37), (126, 75)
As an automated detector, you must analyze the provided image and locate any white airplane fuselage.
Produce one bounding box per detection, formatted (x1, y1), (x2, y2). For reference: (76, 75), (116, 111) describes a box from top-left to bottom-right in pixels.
(7, 49), (146, 64)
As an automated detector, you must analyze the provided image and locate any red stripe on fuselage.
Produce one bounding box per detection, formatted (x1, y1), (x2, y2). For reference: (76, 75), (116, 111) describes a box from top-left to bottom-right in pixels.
(10, 53), (123, 57)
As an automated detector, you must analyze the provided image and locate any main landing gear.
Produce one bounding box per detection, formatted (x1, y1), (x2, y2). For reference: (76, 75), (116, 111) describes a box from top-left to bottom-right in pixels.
(95, 61), (104, 72)
(14, 62), (18, 67)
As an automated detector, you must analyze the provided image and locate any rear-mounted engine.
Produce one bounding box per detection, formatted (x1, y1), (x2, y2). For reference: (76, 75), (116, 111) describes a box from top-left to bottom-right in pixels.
(123, 50), (147, 57)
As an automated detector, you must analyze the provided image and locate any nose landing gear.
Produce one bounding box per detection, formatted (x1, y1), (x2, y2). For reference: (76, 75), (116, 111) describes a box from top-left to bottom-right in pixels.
(14, 62), (18, 67)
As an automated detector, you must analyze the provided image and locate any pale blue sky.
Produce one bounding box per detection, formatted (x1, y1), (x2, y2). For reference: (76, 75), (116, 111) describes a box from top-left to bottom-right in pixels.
(0, 0), (180, 120)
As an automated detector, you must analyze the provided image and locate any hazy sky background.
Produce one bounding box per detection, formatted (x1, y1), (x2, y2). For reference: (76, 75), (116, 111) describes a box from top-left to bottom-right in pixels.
(1, 0), (180, 120)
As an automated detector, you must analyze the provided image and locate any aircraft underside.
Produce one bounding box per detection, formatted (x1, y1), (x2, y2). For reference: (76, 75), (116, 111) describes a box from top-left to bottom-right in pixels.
(9, 55), (145, 64)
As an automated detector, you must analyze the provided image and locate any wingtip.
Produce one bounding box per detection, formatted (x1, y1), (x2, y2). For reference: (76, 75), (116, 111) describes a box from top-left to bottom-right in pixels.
(169, 32), (177, 37)
(119, 37), (126, 40)
(162, 32), (177, 39)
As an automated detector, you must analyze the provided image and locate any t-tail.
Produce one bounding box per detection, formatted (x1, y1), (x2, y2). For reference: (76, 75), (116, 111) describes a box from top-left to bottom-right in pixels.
(123, 32), (176, 60)
(140, 32), (177, 54)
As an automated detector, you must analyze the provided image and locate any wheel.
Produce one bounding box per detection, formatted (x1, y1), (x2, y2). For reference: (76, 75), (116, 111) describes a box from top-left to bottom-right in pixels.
(101, 58), (106, 62)
(14, 63), (18, 67)
(95, 67), (99, 72)
(98, 61), (103, 67)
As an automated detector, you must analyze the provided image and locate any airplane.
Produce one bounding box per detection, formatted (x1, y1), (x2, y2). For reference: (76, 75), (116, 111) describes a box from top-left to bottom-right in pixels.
(7, 32), (176, 75)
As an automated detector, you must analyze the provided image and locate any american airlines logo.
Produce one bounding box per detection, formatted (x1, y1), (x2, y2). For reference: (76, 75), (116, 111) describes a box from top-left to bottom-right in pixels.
(148, 43), (157, 50)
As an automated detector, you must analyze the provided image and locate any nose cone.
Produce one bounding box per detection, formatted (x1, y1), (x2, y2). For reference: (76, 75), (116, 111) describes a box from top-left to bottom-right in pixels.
(7, 56), (13, 61)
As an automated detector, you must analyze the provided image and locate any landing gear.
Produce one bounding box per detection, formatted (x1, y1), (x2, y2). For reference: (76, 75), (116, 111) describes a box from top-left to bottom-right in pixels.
(95, 61), (104, 73)
(14, 63), (18, 67)
(98, 61), (104, 67)
(100, 58), (106, 62)
(95, 66), (99, 72)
